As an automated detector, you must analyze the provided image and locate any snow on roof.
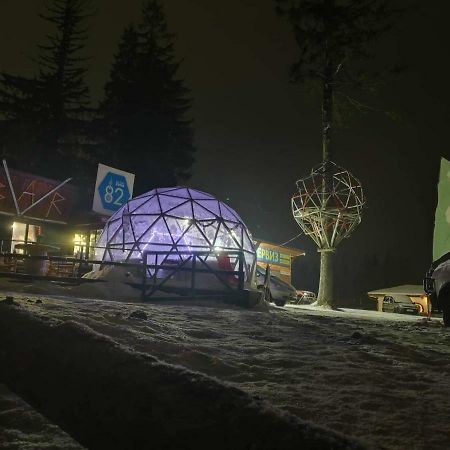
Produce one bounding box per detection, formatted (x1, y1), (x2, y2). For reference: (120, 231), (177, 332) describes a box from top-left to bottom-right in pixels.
(367, 284), (425, 296)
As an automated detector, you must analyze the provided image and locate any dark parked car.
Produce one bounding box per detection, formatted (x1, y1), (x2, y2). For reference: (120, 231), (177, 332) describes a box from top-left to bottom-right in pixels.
(424, 251), (450, 326)
(293, 290), (317, 305)
(382, 295), (419, 315)
(256, 266), (297, 307)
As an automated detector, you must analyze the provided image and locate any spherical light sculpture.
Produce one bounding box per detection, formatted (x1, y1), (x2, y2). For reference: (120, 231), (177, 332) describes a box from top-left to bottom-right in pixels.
(96, 187), (256, 281)
(291, 161), (365, 250)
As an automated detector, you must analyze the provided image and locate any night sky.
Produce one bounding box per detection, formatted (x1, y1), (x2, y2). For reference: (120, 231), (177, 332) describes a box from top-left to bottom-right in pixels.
(1, 0), (450, 298)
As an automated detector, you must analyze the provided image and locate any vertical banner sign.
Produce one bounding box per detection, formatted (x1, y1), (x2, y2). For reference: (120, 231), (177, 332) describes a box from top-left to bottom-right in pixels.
(93, 163), (135, 216)
(433, 157), (450, 260)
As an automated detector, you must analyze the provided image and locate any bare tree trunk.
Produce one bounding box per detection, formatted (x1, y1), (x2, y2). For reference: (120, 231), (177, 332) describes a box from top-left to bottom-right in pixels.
(317, 72), (335, 308)
(322, 67), (333, 162)
(322, 0), (334, 163)
(316, 250), (335, 307)
(317, 0), (335, 308)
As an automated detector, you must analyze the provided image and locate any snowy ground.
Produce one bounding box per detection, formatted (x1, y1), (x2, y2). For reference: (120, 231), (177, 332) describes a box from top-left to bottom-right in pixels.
(0, 384), (83, 449)
(1, 290), (450, 449)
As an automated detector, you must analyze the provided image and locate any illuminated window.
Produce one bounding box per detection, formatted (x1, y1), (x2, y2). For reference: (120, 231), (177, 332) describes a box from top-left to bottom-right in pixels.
(89, 229), (102, 259)
(11, 222), (37, 253)
(73, 230), (102, 259)
(73, 233), (87, 257)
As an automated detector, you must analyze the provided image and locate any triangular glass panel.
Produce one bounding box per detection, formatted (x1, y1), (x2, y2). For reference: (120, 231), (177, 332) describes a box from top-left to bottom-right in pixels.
(122, 214), (134, 239)
(126, 249), (143, 262)
(223, 221), (242, 246)
(165, 217), (193, 242)
(197, 199), (221, 216)
(108, 248), (129, 262)
(220, 203), (241, 223)
(130, 214), (160, 241)
(242, 249), (256, 271)
(159, 187), (190, 200)
(132, 190), (154, 200)
(158, 195), (189, 213)
(193, 201), (218, 220)
(94, 245), (107, 262)
(213, 223), (235, 250)
(126, 195), (154, 214)
(164, 201), (193, 219)
(242, 229), (255, 252)
(133, 196), (162, 215)
(108, 228), (126, 247)
(154, 187), (182, 195)
(96, 231), (107, 248)
(106, 219), (122, 241)
(196, 221), (217, 246)
(137, 217), (173, 245)
(187, 188), (214, 200)
(107, 202), (127, 221)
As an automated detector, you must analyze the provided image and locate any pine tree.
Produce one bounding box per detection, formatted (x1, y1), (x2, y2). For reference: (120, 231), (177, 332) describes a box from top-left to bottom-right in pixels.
(0, 0), (95, 181)
(276, 0), (403, 307)
(0, 74), (41, 164)
(100, 0), (195, 194)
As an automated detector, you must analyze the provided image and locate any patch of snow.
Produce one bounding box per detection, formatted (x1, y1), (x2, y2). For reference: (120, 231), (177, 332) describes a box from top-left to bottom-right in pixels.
(0, 384), (84, 449)
(2, 291), (450, 449)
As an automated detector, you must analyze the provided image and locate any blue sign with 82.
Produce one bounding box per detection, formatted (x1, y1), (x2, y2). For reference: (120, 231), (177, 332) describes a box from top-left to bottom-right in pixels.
(98, 171), (131, 212)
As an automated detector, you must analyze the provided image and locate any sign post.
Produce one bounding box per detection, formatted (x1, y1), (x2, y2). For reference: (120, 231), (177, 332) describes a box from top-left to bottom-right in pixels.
(93, 164), (135, 216)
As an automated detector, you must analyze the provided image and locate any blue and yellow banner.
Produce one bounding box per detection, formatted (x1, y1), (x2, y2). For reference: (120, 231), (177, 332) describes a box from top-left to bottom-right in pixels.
(257, 246), (291, 267)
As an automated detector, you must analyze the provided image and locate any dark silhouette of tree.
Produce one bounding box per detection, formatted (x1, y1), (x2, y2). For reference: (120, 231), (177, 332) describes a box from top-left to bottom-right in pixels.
(276, 0), (403, 307)
(100, 0), (195, 194)
(0, 0), (95, 181)
(276, 0), (403, 161)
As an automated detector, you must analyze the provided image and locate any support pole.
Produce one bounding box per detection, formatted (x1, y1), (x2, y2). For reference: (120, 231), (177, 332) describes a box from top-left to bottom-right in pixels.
(238, 251), (244, 290)
(20, 177), (72, 216)
(141, 252), (148, 301)
(191, 255), (196, 295)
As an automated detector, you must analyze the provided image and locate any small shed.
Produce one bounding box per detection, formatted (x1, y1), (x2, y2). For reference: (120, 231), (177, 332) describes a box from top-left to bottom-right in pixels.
(254, 240), (304, 285)
(368, 285), (429, 315)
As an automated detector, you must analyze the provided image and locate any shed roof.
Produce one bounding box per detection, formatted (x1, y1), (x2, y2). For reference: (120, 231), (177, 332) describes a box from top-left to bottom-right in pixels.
(367, 285), (424, 296)
(254, 239), (305, 257)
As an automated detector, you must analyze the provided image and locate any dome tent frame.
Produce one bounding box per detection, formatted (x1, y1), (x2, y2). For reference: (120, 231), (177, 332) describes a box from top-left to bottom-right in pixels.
(96, 187), (257, 286)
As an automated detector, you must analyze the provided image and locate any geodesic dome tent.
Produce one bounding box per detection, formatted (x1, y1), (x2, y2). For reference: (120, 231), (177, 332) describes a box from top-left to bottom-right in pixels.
(95, 187), (256, 282)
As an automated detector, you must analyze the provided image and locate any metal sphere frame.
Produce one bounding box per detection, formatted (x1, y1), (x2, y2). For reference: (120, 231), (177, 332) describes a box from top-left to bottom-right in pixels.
(291, 161), (365, 251)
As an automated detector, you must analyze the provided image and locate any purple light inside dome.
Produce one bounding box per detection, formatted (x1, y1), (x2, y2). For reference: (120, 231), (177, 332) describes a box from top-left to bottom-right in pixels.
(96, 187), (256, 280)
